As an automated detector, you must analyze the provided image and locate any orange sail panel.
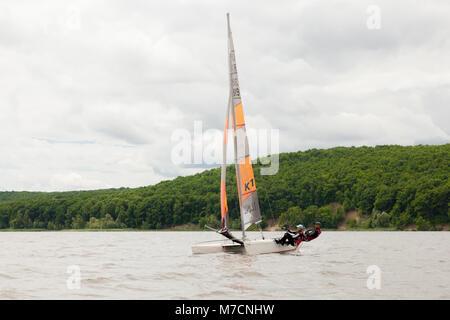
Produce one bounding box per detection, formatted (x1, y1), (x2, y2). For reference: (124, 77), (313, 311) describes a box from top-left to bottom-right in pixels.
(238, 156), (256, 200)
(220, 180), (228, 227)
(220, 93), (231, 230)
(233, 103), (245, 129)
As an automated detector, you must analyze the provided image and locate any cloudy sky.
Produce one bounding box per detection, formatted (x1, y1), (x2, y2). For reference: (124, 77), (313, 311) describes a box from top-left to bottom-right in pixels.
(0, 0), (449, 191)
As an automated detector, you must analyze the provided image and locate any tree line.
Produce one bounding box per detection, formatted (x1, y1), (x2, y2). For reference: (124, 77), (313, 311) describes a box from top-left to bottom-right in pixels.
(0, 144), (448, 231)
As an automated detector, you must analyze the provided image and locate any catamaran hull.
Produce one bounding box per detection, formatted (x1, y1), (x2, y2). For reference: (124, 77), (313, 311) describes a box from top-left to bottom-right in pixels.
(243, 239), (299, 255)
(191, 238), (299, 255)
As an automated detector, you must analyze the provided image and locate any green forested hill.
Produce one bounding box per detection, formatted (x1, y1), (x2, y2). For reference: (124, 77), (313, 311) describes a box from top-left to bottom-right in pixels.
(0, 144), (448, 230)
(0, 191), (47, 202)
(0, 189), (125, 202)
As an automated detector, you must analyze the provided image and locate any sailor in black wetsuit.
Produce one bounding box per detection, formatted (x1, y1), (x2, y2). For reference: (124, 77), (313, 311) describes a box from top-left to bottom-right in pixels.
(275, 224), (305, 246)
(304, 222), (322, 242)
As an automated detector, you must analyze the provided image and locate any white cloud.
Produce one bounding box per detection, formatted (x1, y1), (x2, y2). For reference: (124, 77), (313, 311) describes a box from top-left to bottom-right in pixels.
(0, 0), (449, 191)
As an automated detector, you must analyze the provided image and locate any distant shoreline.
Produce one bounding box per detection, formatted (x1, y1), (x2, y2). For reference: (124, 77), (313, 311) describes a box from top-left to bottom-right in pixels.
(0, 227), (447, 232)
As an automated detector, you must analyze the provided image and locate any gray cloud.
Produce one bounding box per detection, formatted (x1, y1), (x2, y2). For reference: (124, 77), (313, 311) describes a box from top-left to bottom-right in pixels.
(0, 0), (449, 191)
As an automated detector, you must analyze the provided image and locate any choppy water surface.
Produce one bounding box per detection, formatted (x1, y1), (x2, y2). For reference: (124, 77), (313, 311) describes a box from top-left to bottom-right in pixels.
(0, 231), (448, 299)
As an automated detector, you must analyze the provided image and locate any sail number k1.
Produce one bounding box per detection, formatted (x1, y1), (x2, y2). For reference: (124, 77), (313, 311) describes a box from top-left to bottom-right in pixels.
(244, 178), (254, 192)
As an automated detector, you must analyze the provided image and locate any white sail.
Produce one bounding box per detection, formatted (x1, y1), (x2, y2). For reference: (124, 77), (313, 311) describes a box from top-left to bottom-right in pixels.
(227, 13), (262, 235)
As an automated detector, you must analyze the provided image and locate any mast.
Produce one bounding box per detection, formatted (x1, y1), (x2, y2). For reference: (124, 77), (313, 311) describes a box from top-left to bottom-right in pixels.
(226, 13), (262, 240)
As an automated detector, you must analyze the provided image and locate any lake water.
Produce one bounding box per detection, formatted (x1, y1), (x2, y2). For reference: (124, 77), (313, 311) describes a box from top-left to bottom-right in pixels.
(0, 231), (448, 299)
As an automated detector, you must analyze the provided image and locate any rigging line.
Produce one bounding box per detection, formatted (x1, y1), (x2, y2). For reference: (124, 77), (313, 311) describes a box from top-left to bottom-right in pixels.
(264, 188), (276, 228)
(258, 223), (265, 240)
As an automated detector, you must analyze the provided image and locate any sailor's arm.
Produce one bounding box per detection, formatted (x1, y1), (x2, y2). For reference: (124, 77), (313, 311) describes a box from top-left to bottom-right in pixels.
(293, 232), (305, 240)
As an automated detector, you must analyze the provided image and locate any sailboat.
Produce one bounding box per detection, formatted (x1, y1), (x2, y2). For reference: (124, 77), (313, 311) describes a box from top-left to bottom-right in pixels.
(191, 14), (300, 255)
